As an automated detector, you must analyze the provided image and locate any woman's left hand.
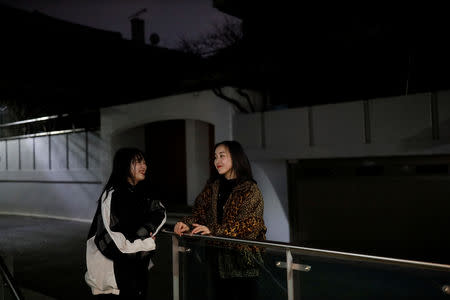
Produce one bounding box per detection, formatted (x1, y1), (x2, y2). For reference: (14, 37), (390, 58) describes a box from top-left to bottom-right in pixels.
(191, 223), (211, 235)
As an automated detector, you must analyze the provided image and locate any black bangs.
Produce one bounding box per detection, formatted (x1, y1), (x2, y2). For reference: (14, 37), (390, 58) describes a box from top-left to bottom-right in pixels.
(132, 152), (145, 163)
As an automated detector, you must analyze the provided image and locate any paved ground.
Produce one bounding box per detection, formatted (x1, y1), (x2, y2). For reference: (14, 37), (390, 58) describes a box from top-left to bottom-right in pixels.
(0, 215), (97, 300)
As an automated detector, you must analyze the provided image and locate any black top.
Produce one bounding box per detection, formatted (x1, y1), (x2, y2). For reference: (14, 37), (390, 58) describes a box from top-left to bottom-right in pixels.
(217, 176), (237, 224)
(110, 182), (149, 239)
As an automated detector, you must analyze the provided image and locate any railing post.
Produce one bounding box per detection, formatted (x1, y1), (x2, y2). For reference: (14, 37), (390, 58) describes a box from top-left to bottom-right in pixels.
(172, 235), (179, 300)
(286, 249), (294, 300)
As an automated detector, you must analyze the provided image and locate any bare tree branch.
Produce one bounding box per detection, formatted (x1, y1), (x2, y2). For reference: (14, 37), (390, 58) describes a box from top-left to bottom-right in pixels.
(176, 17), (242, 56)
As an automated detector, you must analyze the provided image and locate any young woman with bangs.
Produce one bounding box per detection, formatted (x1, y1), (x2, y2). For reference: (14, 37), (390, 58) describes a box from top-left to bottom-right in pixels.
(85, 147), (166, 299)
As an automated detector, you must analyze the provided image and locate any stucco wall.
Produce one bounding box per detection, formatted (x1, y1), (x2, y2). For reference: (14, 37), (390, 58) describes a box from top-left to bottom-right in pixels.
(100, 89), (238, 181)
(236, 91), (450, 159)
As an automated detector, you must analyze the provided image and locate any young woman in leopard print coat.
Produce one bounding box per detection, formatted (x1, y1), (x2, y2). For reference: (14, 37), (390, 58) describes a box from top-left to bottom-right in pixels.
(174, 140), (266, 300)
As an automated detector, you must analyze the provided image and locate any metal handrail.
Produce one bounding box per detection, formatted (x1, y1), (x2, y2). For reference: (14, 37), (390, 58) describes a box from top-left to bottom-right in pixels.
(162, 229), (450, 272)
(0, 114), (69, 128)
(0, 255), (24, 300)
(0, 128), (86, 141)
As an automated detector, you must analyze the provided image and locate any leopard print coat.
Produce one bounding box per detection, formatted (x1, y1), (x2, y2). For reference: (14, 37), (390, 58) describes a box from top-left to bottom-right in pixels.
(182, 179), (267, 278)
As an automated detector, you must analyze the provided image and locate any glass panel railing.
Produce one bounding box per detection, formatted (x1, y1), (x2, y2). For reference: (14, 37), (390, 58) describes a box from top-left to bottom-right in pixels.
(259, 249), (290, 299)
(164, 230), (450, 300)
(174, 235), (288, 300)
(290, 251), (450, 300)
(0, 283), (17, 300)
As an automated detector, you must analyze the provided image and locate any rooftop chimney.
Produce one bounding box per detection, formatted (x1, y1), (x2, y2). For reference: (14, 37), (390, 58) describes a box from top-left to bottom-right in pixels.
(130, 17), (145, 43)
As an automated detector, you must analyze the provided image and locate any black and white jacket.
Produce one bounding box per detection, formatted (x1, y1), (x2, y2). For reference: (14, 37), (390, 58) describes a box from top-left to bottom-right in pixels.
(85, 183), (166, 296)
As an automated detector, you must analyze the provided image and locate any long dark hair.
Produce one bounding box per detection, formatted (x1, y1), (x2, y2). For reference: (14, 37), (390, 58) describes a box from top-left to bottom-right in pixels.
(208, 140), (255, 184)
(102, 147), (146, 196)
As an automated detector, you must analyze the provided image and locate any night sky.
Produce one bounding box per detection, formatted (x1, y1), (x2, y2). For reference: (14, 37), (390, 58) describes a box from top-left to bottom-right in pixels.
(2, 2), (450, 112)
(0, 0), (234, 49)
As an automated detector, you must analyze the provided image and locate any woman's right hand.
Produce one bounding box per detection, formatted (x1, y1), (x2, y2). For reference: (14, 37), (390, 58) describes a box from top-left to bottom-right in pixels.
(174, 222), (189, 236)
